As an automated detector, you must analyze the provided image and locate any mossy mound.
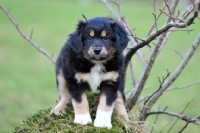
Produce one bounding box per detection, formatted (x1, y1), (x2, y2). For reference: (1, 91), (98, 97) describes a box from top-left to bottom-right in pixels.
(14, 93), (145, 133)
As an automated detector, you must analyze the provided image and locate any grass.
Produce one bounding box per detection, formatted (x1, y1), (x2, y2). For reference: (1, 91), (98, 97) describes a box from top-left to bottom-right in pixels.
(0, 0), (200, 132)
(14, 93), (145, 133)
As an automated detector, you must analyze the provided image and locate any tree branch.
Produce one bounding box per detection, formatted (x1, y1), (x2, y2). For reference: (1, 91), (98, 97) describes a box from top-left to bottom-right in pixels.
(167, 80), (200, 91)
(127, 0), (188, 111)
(0, 4), (55, 64)
(147, 110), (200, 127)
(141, 33), (200, 120)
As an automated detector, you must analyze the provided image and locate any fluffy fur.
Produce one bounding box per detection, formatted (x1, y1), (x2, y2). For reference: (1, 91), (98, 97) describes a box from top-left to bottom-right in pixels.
(51, 17), (129, 129)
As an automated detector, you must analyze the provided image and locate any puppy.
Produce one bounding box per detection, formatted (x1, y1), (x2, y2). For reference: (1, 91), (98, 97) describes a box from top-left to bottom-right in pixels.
(51, 17), (129, 129)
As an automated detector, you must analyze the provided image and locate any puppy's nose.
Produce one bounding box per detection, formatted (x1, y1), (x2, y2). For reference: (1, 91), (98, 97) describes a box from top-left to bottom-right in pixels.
(93, 47), (102, 55)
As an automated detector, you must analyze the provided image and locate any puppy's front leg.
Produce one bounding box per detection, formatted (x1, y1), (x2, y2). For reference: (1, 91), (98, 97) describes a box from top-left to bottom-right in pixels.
(72, 92), (92, 125)
(94, 86), (117, 129)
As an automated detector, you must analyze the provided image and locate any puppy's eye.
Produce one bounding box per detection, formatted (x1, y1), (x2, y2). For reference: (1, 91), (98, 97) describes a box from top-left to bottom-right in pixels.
(87, 36), (93, 41)
(103, 36), (109, 41)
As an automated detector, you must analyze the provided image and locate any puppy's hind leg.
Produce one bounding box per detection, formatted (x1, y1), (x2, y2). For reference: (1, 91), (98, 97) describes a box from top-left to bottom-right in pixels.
(51, 71), (71, 115)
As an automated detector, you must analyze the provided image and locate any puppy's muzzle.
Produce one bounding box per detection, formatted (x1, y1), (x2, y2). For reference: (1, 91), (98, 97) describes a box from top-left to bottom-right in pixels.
(93, 47), (102, 55)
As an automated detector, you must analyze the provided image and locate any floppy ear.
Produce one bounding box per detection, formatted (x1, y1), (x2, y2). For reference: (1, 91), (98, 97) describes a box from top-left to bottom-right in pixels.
(70, 21), (86, 53)
(112, 22), (129, 53)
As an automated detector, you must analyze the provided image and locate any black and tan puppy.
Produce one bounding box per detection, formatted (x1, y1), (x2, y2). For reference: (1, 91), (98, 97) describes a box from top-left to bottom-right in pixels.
(51, 17), (129, 129)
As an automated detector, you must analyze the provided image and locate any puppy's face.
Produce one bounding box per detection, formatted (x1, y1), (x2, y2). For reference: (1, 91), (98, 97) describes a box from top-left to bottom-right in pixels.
(70, 17), (129, 62)
(82, 28), (116, 62)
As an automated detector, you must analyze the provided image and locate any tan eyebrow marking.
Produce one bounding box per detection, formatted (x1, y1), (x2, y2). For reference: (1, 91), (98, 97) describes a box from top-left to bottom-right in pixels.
(101, 30), (106, 37)
(89, 29), (94, 37)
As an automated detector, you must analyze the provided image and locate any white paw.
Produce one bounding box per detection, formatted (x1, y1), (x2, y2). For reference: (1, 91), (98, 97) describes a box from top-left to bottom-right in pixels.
(50, 102), (67, 115)
(94, 109), (113, 129)
(94, 118), (112, 129)
(50, 108), (65, 115)
(74, 113), (92, 125)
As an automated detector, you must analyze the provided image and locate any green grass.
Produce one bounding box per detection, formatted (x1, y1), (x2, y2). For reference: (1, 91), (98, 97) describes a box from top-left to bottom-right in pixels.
(14, 93), (144, 133)
(0, 0), (200, 132)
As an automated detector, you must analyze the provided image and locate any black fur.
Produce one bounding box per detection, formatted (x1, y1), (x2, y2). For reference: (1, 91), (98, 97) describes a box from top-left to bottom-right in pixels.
(56, 17), (129, 106)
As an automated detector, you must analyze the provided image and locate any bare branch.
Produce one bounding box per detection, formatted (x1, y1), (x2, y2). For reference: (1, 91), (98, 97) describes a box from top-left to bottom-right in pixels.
(139, 72), (170, 120)
(110, 0), (123, 18)
(159, 0), (198, 53)
(147, 109), (200, 128)
(146, 101), (200, 131)
(152, 0), (158, 31)
(137, 79), (200, 105)
(159, 9), (186, 23)
(82, 14), (87, 21)
(129, 61), (137, 87)
(167, 100), (194, 133)
(0, 4), (55, 64)
(126, 0), (187, 111)
(178, 122), (190, 133)
(146, 1), (167, 36)
(150, 106), (160, 133)
(164, 0), (176, 22)
(101, 0), (120, 21)
(143, 34), (200, 121)
(167, 80), (200, 91)
(175, 50), (184, 59)
(125, 1), (200, 75)
(121, 17), (138, 43)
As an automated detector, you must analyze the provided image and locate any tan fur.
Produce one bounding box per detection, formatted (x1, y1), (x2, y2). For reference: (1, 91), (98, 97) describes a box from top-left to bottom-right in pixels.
(89, 29), (95, 37)
(75, 71), (118, 84)
(51, 71), (71, 114)
(98, 94), (114, 112)
(101, 30), (106, 37)
(101, 46), (108, 55)
(72, 93), (89, 115)
(75, 73), (87, 83)
(114, 91), (129, 120)
(88, 46), (94, 55)
(111, 46), (117, 54)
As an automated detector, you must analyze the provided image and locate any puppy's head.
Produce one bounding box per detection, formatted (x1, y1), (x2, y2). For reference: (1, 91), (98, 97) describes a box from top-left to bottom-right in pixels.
(70, 17), (129, 62)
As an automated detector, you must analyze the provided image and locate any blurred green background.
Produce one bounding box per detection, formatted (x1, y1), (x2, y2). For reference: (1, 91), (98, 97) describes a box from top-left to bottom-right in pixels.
(0, 0), (200, 132)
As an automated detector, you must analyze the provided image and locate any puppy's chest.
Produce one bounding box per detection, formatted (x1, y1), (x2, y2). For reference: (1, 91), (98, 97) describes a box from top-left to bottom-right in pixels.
(75, 63), (119, 92)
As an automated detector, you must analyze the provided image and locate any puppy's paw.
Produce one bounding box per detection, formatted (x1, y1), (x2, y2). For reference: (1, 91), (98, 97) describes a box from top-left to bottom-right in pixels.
(50, 103), (67, 115)
(74, 113), (92, 125)
(94, 118), (112, 129)
(94, 109), (113, 129)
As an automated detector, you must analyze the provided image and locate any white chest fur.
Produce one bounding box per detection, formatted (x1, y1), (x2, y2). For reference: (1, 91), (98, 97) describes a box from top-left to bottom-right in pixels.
(75, 63), (119, 92)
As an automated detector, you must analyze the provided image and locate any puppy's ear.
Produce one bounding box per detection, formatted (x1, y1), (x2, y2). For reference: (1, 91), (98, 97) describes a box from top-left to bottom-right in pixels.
(70, 21), (86, 53)
(112, 22), (129, 53)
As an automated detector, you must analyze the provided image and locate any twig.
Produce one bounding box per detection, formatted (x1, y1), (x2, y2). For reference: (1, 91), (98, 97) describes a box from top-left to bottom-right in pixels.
(146, 1), (167, 36)
(121, 17), (138, 43)
(167, 100), (193, 133)
(82, 14), (87, 21)
(167, 80), (200, 91)
(0, 4), (55, 64)
(141, 33), (200, 121)
(139, 72), (170, 120)
(125, 2), (200, 105)
(147, 109), (200, 127)
(110, 0), (123, 18)
(178, 122), (190, 133)
(138, 79), (200, 104)
(175, 50), (184, 59)
(168, 29), (195, 32)
(159, 122), (171, 133)
(164, 0), (175, 22)
(101, 0), (120, 21)
(159, 9), (186, 23)
(152, 0), (158, 31)
(150, 106), (160, 133)
(129, 61), (137, 87)
(159, 0), (198, 53)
